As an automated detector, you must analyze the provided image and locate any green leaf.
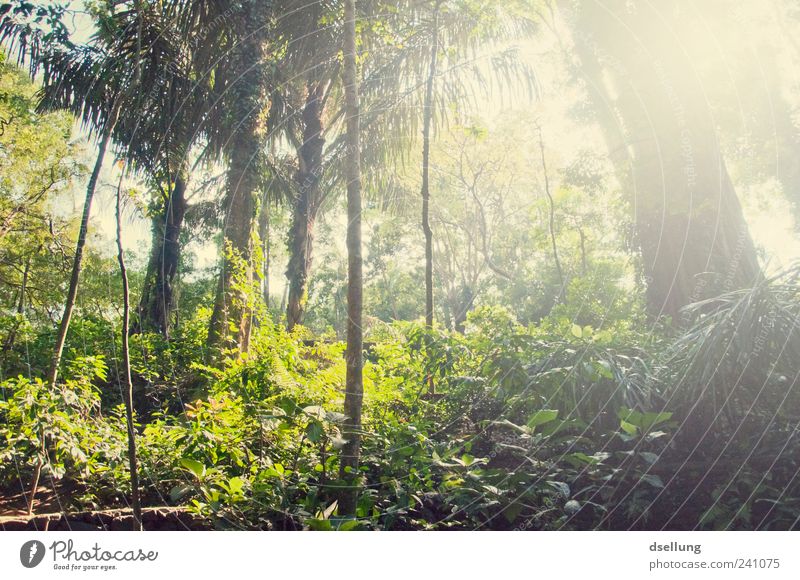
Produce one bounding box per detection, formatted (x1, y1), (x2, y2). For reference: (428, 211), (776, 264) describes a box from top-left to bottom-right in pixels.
(547, 480), (570, 498)
(169, 484), (193, 502)
(596, 360), (614, 379)
(303, 405), (326, 420)
(305, 420), (325, 443)
(641, 474), (665, 489)
(337, 520), (362, 531)
(227, 477), (244, 494)
(639, 452), (660, 465)
(571, 324), (583, 338)
(526, 410), (559, 430)
(180, 458), (206, 479)
(618, 407), (642, 425)
(502, 501), (523, 524)
(307, 519), (334, 531)
(262, 467), (283, 479)
(640, 412), (673, 432)
(618, 409), (672, 433)
(569, 452), (598, 465)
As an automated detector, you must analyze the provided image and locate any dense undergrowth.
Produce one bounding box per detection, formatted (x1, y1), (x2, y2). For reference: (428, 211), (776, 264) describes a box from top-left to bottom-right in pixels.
(2, 273), (800, 530)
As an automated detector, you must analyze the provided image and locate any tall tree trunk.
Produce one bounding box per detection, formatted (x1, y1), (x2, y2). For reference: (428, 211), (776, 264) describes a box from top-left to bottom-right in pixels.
(286, 82), (326, 331)
(257, 190), (270, 310)
(46, 102), (121, 388)
(564, 0), (761, 321)
(134, 170), (188, 337)
(420, 2), (440, 395)
(115, 169), (143, 531)
(205, 0), (267, 355)
(421, 3), (440, 330)
(338, 0), (364, 518)
(207, 133), (258, 353)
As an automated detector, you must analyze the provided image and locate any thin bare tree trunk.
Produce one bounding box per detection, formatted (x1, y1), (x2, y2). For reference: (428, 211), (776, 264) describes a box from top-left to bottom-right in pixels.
(420, 2), (441, 396)
(338, 0), (364, 518)
(26, 437), (43, 516)
(115, 170), (143, 531)
(29, 102), (121, 515)
(578, 227), (588, 276)
(537, 126), (565, 303)
(46, 102), (121, 389)
(258, 190), (270, 310)
(421, 3), (440, 331)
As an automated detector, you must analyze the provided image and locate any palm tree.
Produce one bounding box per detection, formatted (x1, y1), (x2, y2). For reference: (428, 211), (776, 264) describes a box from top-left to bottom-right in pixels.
(10, 1), (204, 340)
(1, 0), (153, 521)
(1, 1), (147, 386)
(185, 0), (272, 354)
(393, 0), (537, 392)
(94, 2), (200, 339)
(338, 0), (364, 517)
(115, 3), (199, 338)
(266, 0), (342, 331)
(266, 0), (419, 331)
(274, 0), (537, 331)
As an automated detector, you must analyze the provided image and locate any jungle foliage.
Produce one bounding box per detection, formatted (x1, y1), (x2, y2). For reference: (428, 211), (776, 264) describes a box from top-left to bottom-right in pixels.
(1, 0), (800, 531)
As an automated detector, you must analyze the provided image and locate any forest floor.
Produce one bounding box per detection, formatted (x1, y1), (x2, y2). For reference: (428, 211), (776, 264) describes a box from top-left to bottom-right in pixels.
(0, 481), (207, 530)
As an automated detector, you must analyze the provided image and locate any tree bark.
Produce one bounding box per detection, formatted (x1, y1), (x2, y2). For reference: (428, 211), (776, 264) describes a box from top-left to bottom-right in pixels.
(257, 190), (270, 310)
(204, 0), (268, 356)
(46, 101), (121, 388)
(286, 82), (326, 331)
(338, 0), (364, 518)
(420, 2), (441, 395)
(207, 132), (258, 353)
(564, 0), (761, 321)
(133, 170), (187, 337)
(421, 3), (440, 331)
(114, 169), (143, 531)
